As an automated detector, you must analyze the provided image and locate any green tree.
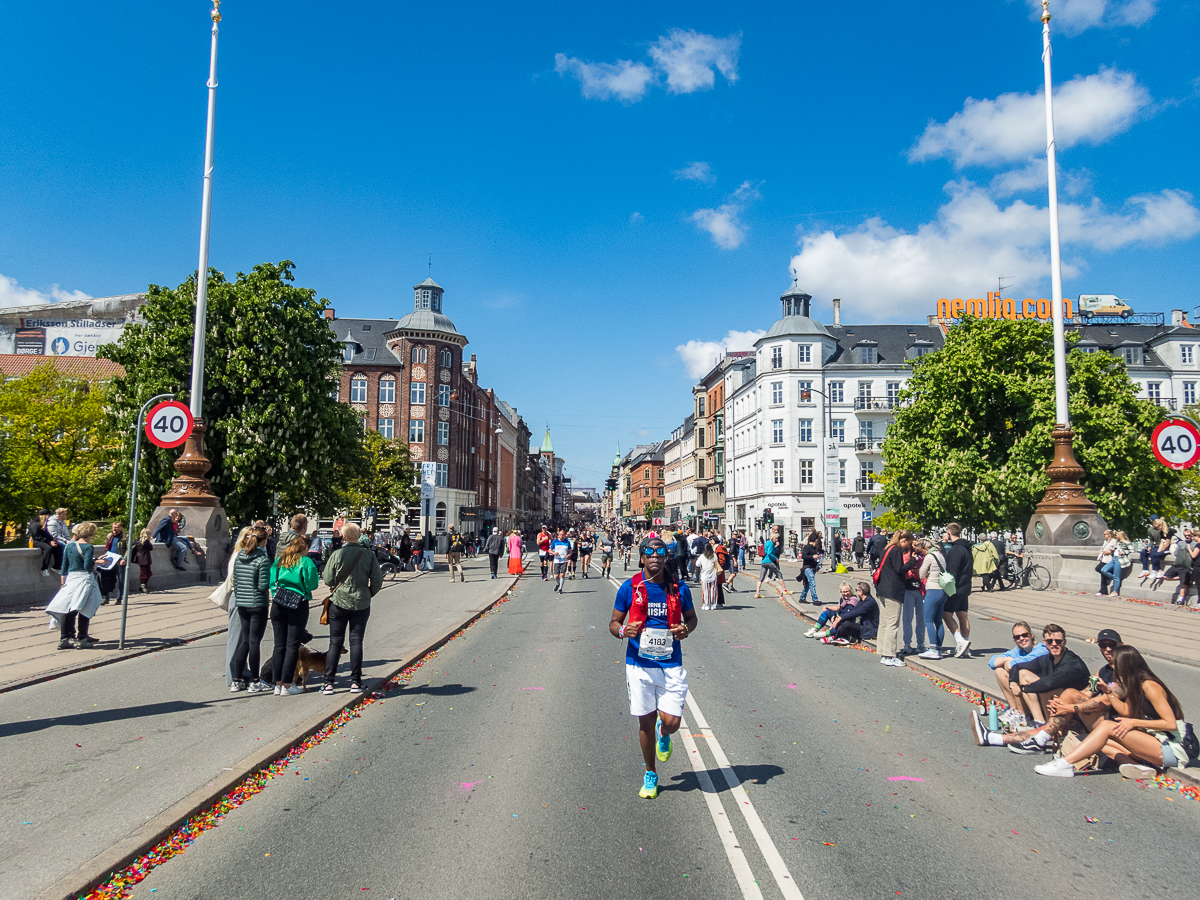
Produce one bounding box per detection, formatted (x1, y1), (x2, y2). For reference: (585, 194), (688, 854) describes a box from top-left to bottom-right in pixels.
(99, 262), (364, 524)
(340, 429), (419, 518)
(879, 317), (1176, 534)
(0, 362), (120, 526)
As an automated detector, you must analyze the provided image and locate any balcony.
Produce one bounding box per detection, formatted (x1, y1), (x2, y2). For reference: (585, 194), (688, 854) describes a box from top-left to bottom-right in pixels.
(1149, 397), (1178, 411)
(854, 437), (883, 452)
(853, 397), (898, 412)
(855, 477), (881, 493)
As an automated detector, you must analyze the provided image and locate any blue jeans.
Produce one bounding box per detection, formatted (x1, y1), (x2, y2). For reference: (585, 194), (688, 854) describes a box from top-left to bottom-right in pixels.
(923, 588), (948, 648)
(815, 608), (836, 627)
(798, 568), (818, 603)
(902, 589), (925, 650)
(1101, 558), (1123, 594)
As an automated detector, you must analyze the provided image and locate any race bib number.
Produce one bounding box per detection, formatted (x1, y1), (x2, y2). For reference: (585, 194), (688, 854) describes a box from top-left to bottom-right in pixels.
(638, 627), (672, 661)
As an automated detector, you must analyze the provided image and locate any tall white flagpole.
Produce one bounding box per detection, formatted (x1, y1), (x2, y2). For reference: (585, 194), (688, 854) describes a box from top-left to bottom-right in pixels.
(190, 0), (222, 419)
(1042, 0), (1069, 426)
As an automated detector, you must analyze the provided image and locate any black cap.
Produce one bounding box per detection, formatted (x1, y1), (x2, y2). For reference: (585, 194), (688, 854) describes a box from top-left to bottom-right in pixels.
(1096, 628), (1121, 644)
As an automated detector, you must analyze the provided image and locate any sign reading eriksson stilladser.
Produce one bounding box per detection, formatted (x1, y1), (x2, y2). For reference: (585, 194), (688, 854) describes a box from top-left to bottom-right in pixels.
(937, 292), (1076, 321)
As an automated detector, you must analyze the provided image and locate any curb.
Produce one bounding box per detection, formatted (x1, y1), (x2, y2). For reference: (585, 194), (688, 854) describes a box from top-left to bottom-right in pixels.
(32, 570), (516, 900)
(777, 588), (1200, 790)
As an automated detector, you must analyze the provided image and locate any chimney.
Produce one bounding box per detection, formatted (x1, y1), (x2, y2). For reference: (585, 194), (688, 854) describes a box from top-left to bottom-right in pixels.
(927, 314), (939, 326)
(832, 298), (841, 327)
(1172, 309), (1188, 327)
(323, 308), (335, 319)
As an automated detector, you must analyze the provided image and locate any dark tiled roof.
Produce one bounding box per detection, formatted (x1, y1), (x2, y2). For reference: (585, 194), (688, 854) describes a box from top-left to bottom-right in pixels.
(0, 354), (124, 379)
(329, 318), (404, 366)
(823, 323), (946, 368)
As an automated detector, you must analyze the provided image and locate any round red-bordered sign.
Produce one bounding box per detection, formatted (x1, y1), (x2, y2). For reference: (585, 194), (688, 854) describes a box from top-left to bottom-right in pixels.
(1151, 418), (1200, 470)
(145, 400), (194, 449)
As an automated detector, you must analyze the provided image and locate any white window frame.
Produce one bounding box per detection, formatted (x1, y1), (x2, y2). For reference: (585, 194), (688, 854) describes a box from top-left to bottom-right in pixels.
(411, 381), (426, 404)
(408, 419), (425, 442)
(771, 382), (783, 405)
(437, 421), (450, 445)
(771, 346), (783, 369)
(797, 344), (811, 364)
(350, 376), (367, 403)
(378, 418), (394, 439)
(378, 378), (395, 403)
(798, 418), (813, 443)
(829, 381), (844, 403)
(772, 419), (784, 444)
(830, 419), (845, 442)
(773, 459), (785, 484)
(799, 460), (813, 485)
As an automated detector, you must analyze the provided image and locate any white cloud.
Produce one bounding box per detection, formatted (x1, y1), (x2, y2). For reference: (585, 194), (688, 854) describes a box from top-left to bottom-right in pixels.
(690, 180), (761, 249)
(629, 211), (644, 223)
(676, 328), (766, 379)
(554, 29), (739, 103)
(553, 54), (654, 102)
(909, 68), (1150, 168)
(787, 180), (1200, 315)
(1025, 0), (1157, 35)
(648, 29), (740, 94)
(990, 159), (1092, 196)
(0, 273), (91, 308)
(675, 161), (716, 184)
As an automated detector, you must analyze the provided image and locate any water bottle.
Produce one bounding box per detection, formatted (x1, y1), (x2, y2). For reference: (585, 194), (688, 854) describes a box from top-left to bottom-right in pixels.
(988, 699), (1000, 732)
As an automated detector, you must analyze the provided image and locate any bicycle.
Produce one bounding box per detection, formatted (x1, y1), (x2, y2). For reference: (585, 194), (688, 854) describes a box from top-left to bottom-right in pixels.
(1002, 557), (1051, 591)
(622, 546), (632, 570)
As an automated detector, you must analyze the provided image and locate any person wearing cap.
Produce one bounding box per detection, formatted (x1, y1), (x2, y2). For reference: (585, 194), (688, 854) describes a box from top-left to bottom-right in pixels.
(1044, 629), (1126, 732)
(987, 621), (1050, 728)
(484, 527), (505, 579)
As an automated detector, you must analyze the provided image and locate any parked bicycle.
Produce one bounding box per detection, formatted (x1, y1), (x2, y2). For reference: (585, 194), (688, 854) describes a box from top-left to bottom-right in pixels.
(1003, 557), (1051, 591)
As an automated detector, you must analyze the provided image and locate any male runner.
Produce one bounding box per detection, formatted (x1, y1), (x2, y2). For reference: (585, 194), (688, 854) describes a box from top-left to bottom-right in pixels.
(609, 537), (698, 799)
(599, 530), (615, 579)
(537, 526), (551, 581)
(567, 528), (579, 579)
(550, 529), (571, 593)
(578, 529), (594, 578)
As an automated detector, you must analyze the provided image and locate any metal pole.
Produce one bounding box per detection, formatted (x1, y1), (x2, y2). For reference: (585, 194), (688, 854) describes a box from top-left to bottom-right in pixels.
(1042, 0), (1070, 426)
(189, 1), (222, 419)
(120, 393), (174, 649)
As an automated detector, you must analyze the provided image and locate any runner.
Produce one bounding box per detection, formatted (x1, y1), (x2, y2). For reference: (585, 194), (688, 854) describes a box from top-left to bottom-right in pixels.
(537, 526), (551, 581)
(609, 537), (698, 799)
(447, 526), (466, 583)
(550, 529), (571, 593)
(578, 529), (594, 578)
(599, 530), (615, 579)
(568, 528), (579, 579)
(621, 529), (635, 570)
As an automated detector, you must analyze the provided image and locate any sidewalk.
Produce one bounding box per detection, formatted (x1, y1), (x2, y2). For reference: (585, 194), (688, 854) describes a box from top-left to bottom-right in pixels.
(1, 555), (520, 900)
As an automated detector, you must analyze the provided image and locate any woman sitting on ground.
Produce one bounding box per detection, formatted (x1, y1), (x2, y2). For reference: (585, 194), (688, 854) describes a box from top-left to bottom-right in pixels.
(821, 582), (879, 646)
(805, 582), (858, 637)
(1035, 645), (1196, 779)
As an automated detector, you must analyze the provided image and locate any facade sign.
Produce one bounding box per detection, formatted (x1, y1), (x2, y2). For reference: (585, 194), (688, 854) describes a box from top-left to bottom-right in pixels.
(823, 441), (840, 524)
(937, 292), (1075, 322)
(0, 316), (127, 356)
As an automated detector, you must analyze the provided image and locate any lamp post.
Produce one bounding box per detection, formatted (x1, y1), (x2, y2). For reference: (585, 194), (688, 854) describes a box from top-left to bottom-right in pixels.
(1042, 0), (1069, 426)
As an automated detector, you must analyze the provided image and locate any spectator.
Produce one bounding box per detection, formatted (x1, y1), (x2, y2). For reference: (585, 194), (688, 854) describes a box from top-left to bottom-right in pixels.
(942, 523), (974, 658)
(447, 526), (466, 583)
(917, 538), (950, 659)
(696, 543), (719, 610)
(852, 532), (866, 568)
(268, 533), (319, 695)
(1035, 645), (1196, 778)
(322, 522), (384, 694)
(230, 526), (272, 693)
(484, 527), (505, 579)
(221, 526), (256, 687)
(276, 514), (308, 554)
(153, 508), (190, 570)
(97, 521), (127, 605)
(1158, 528), (1198, 606)
(712, 535), (730, 604)
(397, 530), (413, 571)
(45, 522), (102, 650)
(971, 624), (1089, 752)
(46, 508), (71, 571)
(1094, 529), (1120, 597)
(1039, 628), (1126, 753)
(868, 530), (888, 570)
(1138, 518), (1171, 587)
(899, 540), (927, 657)
(821, 581), (879, 645)
(987, 621), (1050, 727)
(1099, 531), (1134, 597)
(131, 528), (155, 593)
(27, 509), (54, 576)
(508, 529), (525, 576)
(796, 535), (821, 604)
(804, 582), (857, 637)
(832, 532), (843, 568)
(754, 526), (783, 598)
(874, 530), (919, 668)
(973, 535), (1001, 592)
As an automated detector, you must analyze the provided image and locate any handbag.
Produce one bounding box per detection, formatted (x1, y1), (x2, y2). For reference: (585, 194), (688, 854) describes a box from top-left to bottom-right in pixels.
(933, 551), (956, 595)
(872, 545), (893, 585)
(272, 586), (305, 610)
(321, 547), (364, 625)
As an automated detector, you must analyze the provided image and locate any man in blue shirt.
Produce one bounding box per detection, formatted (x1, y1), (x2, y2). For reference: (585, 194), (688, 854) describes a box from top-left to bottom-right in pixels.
(550, 529), (571, 593)
(609, 537), (698, 799)
(988, 620), (1050, 727)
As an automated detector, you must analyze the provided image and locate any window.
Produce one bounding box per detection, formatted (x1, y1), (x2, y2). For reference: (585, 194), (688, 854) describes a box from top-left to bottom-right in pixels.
(913, 345), (931, 358)
(830, 419), (845, 442)
(839, 459), (846, 485)
(771, 346), (783, 369)
(859, 345), (877, 364)
(438, 384), (451, 407)
(698, 427), (706, 448)
(343, 344), (354, 363)
(858, 380), (873, 399)
(799, 460), (813, 485)
(361, 324), (371, 331)
(410, 382), (426, 404)
(378, 418), (394, 438)
(698, 396), (706, 416)
(798, 344), (811, 363)
(829, 381), (844, 403)
(408, 419), (424, 442)
(439, 349), (452, 367)
(698, 458), (705, 478)
(861, 460), (875, 480)
(798, 418), (812, 443)
(1147, 382), (1161, 400)
(644, 467), (650, 479)
(1121, 347), (1141, 366)
(366, 348), (377, 361)
(435, 501), (446, 532)
(436, 463), (448, 487)
(773, 460), (785, 484)
(771, 382), (783, 404)
(410, 346), (427, 364)
(861, 419), (875, 439)
(378, 378), (395, 403)
(715, 450), (724, 477)
(772, 419), (784, 443)
(886, 381), (901, 403)
(658, 486), (664, 497)
(350, 376), (367, 403)
(798, 380), (812, 402)
(658, 467), (664, 479)
(1186, 382), (1197, 406)
(644, 487), (650, 498)
(437, 421), (450, 445)
(1075, 345), (1098, 354)
(1184, 345), (1195, 365)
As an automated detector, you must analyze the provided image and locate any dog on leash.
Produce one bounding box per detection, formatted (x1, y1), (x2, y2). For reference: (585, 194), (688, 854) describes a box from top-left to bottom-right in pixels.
(259, 644), (328, 691)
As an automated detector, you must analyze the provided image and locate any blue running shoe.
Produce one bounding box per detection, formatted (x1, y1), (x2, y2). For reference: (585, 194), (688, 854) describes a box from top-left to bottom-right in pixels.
(656, 717), (672, 763)
(639, 769), (658, 799)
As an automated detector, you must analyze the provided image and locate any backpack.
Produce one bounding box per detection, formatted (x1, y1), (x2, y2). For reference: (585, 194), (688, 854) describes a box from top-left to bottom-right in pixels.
(449, 534), (464, 553)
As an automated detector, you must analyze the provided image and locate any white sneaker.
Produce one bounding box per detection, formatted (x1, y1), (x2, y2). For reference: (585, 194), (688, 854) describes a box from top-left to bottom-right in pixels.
(273, 684), (282, 695)
(955, 639), (971, 659)
(1034, 757), (1075, 777)
(880, 655), (894, 665)
(804, 627), (818, 638)
(230, 680), (246, 692)
(1119, 763), (1156, 780)
(282, 684), (305, 696)
(888, 657), (907, 667)
(247, 680), (270, 693)
(917, 648), (942, 660)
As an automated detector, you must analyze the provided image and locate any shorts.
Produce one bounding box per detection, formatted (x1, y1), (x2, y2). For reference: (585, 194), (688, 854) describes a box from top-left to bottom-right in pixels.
(943, 590), (970, 613)
(447, 552), (461, 566)
(626, 663), (688, 717)
(553, 561), (568, 574)
(759, 563), (781, 581)
(601, 552), (613, 561)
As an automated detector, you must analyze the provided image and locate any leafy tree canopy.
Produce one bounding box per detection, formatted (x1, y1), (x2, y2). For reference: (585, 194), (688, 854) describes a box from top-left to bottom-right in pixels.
(879, 316), (1178, 535)
(100, 262), (364, 524)
(340, 429), (419, 519)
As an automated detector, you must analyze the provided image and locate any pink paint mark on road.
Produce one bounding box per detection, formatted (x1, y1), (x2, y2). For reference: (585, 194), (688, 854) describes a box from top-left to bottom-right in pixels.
(734, 645), (751, 648)
(887, 776), (925, 782)
(786, 683), (797, 689)
(522, 687), (545, 690)
(458, 781), (483, 791)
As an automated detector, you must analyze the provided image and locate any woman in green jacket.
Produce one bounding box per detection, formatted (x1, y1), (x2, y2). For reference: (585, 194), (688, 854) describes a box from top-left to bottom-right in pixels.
(230, 527), (272, 693)
(269, 534), (320, 695)
(321, 522), (384, 694)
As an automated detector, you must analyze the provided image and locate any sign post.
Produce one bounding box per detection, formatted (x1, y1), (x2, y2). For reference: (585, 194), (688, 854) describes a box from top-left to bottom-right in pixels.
(420, 462), (436, 569)
(823, 440), (841, 552)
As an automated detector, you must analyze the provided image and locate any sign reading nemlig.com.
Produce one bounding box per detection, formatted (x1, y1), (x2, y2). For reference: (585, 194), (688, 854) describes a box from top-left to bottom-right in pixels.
(0, 293), (145, 357)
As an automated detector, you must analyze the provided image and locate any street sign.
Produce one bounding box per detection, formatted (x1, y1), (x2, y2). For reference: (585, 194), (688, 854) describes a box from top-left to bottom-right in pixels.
(144, 400), (193, 449)
(824, 511), (841, 526)
(1151, 418), (1200, 470)
(653, 517), (665, 526)
(420, 482), (435, 501)
(421, 462), (437, 485)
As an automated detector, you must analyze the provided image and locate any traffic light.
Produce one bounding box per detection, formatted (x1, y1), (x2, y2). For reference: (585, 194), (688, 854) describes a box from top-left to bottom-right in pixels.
(605, 478), (617, 491)
(763, 509), (774, 526)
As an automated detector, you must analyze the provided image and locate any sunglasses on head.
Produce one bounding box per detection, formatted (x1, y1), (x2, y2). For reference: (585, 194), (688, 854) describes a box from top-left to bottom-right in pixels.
(1013, 632), (1032, 640)
(643, 546), (668, 557)
(1045, 637), (1065, 645)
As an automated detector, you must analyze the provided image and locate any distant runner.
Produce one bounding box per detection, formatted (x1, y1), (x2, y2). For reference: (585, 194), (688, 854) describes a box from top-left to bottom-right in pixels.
(599, 531), (615, 579)
(578, 530), (594, 578)
(550, 529), (571, 593)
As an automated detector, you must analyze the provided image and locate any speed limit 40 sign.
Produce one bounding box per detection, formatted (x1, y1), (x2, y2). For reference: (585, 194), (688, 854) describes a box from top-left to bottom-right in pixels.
(1151, 418), (1200, 470)
(145, 400), (194, 449)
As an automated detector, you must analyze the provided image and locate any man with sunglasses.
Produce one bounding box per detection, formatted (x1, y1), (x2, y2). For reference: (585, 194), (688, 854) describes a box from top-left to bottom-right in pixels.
(609, 537), (698, 800)
(987, 622), (1050, 728)
(973, 624), (1089, 752)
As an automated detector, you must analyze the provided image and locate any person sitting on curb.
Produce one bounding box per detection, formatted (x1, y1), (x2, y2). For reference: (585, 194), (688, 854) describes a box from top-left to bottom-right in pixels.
(819, 581), (879, 645)
(1035, 645), (1198, 778)
(988, 621), (1050, 728)
(971, 624), (1089, 753)
(1158, 528), (1198, 606)
(805, 582), (858, 637)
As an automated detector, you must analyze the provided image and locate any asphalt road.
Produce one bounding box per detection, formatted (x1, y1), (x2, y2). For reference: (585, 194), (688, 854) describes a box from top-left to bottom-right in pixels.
(127, 565), (1200, 900)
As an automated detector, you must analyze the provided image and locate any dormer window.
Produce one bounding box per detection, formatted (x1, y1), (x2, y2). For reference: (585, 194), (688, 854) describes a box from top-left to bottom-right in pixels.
(1118, 346), (1141, 366)
(858, 344), (878, 365)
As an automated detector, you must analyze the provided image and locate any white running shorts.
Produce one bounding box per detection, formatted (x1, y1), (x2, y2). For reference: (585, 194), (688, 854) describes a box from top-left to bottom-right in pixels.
(625, 663), (688, 717)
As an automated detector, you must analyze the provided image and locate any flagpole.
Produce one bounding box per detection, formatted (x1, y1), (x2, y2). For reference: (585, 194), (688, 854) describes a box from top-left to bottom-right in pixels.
(191, 0), (221, 419)
(1042, 0), (1069, 426)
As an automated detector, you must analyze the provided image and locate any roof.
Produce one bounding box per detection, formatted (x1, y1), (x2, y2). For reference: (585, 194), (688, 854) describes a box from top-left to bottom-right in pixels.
(1066, 322), (1175, 368)
(327, 318), (403, 366)
(413, 277), (444, 291)
(822, 323), (946, 367)
(541, 428), (554, 454)
(390, 308), (461, 337)
(0, 354), (125, 379)
(759, 315), (833, 342)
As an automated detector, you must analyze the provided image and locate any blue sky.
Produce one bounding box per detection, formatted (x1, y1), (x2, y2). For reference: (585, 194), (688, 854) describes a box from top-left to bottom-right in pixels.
(2, 0), (1197, 487)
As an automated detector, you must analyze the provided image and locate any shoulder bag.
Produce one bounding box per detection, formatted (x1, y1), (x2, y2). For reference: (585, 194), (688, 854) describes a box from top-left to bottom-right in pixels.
(872, 545), (894, 586)
(933, 551), (956, 595)
(321, 547), (364, 625)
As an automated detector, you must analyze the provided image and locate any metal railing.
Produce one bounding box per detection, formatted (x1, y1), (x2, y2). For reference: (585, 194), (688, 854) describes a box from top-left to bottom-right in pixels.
(855, 477), (881, 493)
(1149, 397), (1178, 411)
(854, 437), (883, 452)
(853, 397), (899, 412)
